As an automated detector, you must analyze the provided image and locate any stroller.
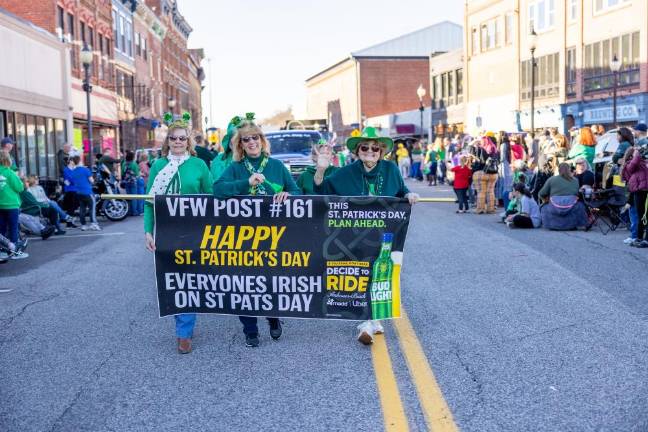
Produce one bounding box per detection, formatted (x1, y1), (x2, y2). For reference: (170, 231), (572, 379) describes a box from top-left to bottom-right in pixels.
(582, 187), (628, 234)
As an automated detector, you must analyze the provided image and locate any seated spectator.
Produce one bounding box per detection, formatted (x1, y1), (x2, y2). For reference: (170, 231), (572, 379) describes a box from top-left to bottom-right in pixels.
(538, 163), (589, 230)
(27, 176), (77, 227)
(574, 157), (595, 189)
(505, 183), (541, 228)
(18, 213), (55, 240)
(19, 178), (65, 235)
(530, 159), (555, 202)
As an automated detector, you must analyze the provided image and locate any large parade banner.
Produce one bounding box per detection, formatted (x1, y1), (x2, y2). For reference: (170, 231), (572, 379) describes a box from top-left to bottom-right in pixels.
(154, 195), (411, 320)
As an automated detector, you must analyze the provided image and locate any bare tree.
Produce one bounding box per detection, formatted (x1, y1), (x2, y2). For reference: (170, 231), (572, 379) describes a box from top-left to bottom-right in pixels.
(261, 106), (294, 128)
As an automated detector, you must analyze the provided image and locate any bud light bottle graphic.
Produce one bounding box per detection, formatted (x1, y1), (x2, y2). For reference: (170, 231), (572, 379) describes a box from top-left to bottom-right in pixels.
(370, 233), (394, 319)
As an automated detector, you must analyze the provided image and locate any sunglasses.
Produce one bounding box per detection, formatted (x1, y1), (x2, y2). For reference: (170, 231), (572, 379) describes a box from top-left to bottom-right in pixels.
(168, 135), (188, 142)
(359, 144), (381, 153)
(241, 135), (261, 144)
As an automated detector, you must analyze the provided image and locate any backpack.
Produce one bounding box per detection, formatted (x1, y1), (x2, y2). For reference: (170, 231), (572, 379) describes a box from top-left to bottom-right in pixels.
(482, 148), (500, 174)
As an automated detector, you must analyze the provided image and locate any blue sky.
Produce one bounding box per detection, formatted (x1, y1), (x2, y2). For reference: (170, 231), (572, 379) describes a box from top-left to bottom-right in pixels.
(181, 0), (464, 129)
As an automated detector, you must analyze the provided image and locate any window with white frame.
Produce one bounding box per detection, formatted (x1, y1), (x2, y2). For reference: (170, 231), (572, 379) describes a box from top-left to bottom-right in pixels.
(569, 0), (578, 20)
(480, 18), (498, 51)
(505, 13), (513, 45)
(594, 0), (631, 13)
(529, 0), (555, 32)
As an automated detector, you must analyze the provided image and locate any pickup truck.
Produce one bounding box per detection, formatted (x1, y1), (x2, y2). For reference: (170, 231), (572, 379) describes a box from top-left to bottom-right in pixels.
(265, 130), (322, 179)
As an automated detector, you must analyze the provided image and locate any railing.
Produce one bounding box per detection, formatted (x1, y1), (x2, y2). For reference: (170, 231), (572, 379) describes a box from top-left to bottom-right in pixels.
(583, 68), (640, 93)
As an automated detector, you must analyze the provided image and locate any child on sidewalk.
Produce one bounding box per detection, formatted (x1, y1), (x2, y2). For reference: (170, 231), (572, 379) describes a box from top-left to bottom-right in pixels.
(451, 156), (472, 213)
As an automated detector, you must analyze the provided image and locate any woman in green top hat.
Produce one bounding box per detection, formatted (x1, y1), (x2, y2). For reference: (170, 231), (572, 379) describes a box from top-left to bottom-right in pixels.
(144, 112), (213, 355)
(213, 113), (300, 348)
(314, 126), (419, 345)
(297, 138), (339, 194)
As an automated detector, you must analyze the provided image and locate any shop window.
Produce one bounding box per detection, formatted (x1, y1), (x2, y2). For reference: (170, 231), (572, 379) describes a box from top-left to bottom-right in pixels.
(583, 31), (640, 92)
(15, 114), (26, 172)
(26, 116), (37, 176)
(55, 120), (66, 156)
(36, 117), (46, 177)
(47, 118), (57, 177)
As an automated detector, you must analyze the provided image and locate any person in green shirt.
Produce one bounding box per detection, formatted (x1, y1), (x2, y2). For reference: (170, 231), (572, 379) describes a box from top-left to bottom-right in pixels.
(213, 114), (300, 348)
(210, 119), (237, 181)
(313, 126), (419, 346)
(296, 139), (338, 194)
(144, 115), (213, 355)
(121, 150), (143, 216)
(0, 151), (25, 252)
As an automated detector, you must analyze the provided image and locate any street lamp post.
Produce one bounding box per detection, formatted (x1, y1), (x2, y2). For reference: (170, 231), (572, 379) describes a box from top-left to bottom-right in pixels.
(529, 29), (538, 138)
(80, 43), (94, 165)
(417, 84), (426, 140)
(610, 54), (622, 127)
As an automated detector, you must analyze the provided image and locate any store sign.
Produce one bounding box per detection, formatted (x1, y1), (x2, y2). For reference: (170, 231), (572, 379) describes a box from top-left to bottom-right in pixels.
(584, 105), (638, 124)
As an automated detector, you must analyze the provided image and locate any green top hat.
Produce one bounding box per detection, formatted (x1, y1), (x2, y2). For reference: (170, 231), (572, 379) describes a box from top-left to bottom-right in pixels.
(346, 127), (393, 153)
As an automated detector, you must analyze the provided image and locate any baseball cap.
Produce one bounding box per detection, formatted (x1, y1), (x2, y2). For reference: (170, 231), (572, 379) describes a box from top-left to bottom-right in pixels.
(633, 123), (647, 132)
(1, 137), (15, 146)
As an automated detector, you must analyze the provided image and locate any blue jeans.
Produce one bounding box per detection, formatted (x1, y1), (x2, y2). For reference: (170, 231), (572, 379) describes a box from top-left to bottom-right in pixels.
(410, 162), (421, 179)
(125, 181), (139, 216)
(239, 316), (279, 336)
(629, 204), (638, 239)
(175, 314), (196, 338)
(502, 190), (511, 211)
(135, 177), (145, 215)
(48, 200), (69, 221)
(0, 208), (20, 243)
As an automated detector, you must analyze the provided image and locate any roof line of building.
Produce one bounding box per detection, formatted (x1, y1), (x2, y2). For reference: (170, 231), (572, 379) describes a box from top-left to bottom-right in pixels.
(305, 55), (431, 83)
(350, 20), (462, 56)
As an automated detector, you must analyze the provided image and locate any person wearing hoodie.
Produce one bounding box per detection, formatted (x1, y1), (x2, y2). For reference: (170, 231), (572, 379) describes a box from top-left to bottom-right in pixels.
(621, 147), (648, 248)
(297, 139), (338, 194)
(210, 118), (237, 182)
(0, 151), (28, 259)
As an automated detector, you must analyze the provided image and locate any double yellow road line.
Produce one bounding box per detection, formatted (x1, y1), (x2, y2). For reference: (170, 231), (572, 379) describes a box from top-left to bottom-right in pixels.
(371, 310), (459, 432)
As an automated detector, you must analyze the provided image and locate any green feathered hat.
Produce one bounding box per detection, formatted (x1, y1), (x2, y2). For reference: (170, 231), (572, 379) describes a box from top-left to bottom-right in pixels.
(345, 126), (393, 153)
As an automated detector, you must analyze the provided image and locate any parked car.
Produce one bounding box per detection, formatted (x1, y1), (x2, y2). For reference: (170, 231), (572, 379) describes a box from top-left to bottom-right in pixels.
(265, 130), (322, 178)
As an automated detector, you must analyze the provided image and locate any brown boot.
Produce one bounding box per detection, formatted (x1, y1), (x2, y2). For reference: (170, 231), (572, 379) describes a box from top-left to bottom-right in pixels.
(177, 337), (192, 354)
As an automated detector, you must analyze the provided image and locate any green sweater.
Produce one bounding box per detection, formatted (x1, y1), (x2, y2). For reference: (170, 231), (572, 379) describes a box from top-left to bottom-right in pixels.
(315, 160), (409, 197)
(0, 166), (24, 209)
(296, 165), (338, 195)
(144, 156), (213, 234)
(538, 175), (580, 199)
(213, 156), (300, 199)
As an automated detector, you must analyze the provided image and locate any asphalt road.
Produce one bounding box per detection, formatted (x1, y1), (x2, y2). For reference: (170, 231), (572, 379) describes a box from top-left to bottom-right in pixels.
(1, 181), (648, 432)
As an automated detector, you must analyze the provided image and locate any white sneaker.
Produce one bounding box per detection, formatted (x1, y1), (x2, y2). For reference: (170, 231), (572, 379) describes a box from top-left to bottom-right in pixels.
(80, 225), (89, 231)
(90, 223), (101, 231)
(0, 251), (9, 261)
(10, 251), (29, 260)
(356, 321), (374, 345)
(623, 237), (636, 245)
(371, 320), (384, 334)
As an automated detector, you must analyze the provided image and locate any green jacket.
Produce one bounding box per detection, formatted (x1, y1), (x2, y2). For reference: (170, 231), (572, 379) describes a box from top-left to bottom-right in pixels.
(315, 160), (409, 197)
(210, 150), (233, 182)
(296, 165), (338, 195)
(213, 156), (300, 199)
(538, 175), (580, 199)
(20, 190), (48, 216)
(567, 144), (595, 166)
(0, 166), (24, 209)
(144, 156), (213, 234)
(121, 160), (140, 177)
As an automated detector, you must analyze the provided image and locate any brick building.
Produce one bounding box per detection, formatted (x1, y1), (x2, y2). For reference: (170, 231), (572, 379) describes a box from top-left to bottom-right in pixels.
(187, 48), (205, 135)
(146, 0), (192, 118)
(305, 21), (462, 138)
(0, 0), (119, 161)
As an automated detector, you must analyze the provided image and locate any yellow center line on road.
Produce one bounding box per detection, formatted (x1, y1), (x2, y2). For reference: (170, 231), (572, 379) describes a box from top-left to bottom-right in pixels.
(393, 309), (459, 432)
(371, 332), (410, 432)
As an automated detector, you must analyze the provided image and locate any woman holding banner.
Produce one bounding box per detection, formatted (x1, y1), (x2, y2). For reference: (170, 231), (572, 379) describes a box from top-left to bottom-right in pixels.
(144, 112), (213, 354)
(213, 113), (300, 348)
(314, 126), (419, 345)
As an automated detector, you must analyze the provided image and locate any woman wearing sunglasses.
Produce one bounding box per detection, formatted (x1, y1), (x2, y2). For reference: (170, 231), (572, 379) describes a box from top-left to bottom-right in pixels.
(213, 113), (300, 348)
(314, 126), (419, 345)
(144, 113), (213, 354)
